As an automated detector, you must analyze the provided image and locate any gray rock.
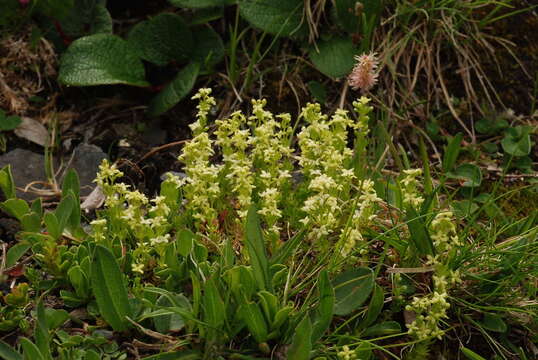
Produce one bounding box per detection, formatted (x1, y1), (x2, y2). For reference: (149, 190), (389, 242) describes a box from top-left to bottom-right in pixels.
(0, 144), (106, 201)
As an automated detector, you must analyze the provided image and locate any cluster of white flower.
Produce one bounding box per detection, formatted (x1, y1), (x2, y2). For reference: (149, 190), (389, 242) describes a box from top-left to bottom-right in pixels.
(401, 168), (424, 208)
(297, 103), (367, 245)
(248, 99), (293, 239)
(406, 211), (462, 341)
(215, 111), (254, 219)
(337, 345), (357, 360)
(338, 180), (381, 257)
(178, 89), (222, 232)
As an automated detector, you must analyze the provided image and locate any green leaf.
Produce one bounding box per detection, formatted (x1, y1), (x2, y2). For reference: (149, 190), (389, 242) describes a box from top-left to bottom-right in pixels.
(405, 206), (434, 256)
(501, 126), (533, 157)
(442, 133), (463, 172)
(55, 193), (75, 233)
(6, 242), (31, 269)
(20, 338), (44, 360)
(238, 302), (269, 343)
(34, 0), (74, 20)
(35, 302), (52, 360)
(44, 213), (61, 240)
(62, 171), (81, 231)
(452, 200), (479, 218)
(1, 199), (30, 221)
(59, 34), (149, 87)
(332, 268), (374, 316)
(358, 283), (384, 329)
(0, 339), (22, 360)
(202, 277), (225, 329)
(153, 294), (188, 333)
(20, 212), (41, 233)
(148, 62), (200, 117)
(0, 166), (16, 199)
(311, 270), (334, 343)
(244, 204), (270, 291)
(127, 13), (193, 66)
(307, 81), (327, 105)
(68, 266), (90, 298)
(0, 111), (21, 131)
(270, 229), (306, 266)
(191, 25), (225, 72)
(362, 321), (401, 337)
(334, 0), (382, 33)
(309, 36), (358, 78)
(461, 347), (487, 360)
(286, 316), (312, 360)
(60, 0), (112, 38)
(141, 350), (201, 360)
(480, 313), (507, 333)
(447, 163), (482, 187)
(239, 0), (306, 37)
(169, 0), (235, 8)
(177, 229), (195, 257)
(91, 245), (132, 332)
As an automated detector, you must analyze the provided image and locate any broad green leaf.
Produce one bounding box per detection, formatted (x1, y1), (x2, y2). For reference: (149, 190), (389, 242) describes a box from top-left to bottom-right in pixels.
(191, 25), (225, 72)
(442, 133), (463, 172)
(153, 294), (188, 333)
(189, 7), (225, 25)
(44, 213), (61, 240)
(34, 0), (74, 20)
(311, 270), (334, 343)
(287, 316), (312, 360)
(362, 321), (401, 337)
(127, 13), (193, 66)
(447, 163), (482, 187)
(59, 34), (149, 87)
(452, 200), (479, 218)
(20, 212), (41, 233)
(148, 62), (200, 117)
(169, 0), (235, 8)
(0, 339), (22, 360)
(334, 0), (383, 33)
(257, 291), (278, 323)
(177, 229), (195, 257)
(20, 338), (44, 360)
(55, 193), (75, 233)
(309, 36), (358, 78)
(333, 268), (374, 316)
(68, 266), (90, 298)
(62, 171), (81, 231)
(272, 305), (293, 329)
(239, 0), (306, 37)
(238, 302), (268, 343)
(224, 265), (257, 301)
(244, 204), (270, 291)
(0, 111), (21, 131)
(91, 245), (132, 332)
(43, 308), (69, 329)
(307, 81), (327, 105)
(5, 242), (31, 269)
(501, 126), (532, 157)
(480, 313), (507, 333)
(0, 166), (16, 199)
(60, 0), (112, 38)
(1, 199), (30, 221)
(461, 347), (487, 360)
(202, 277), (225, 329)
(84, 351), (100, 360)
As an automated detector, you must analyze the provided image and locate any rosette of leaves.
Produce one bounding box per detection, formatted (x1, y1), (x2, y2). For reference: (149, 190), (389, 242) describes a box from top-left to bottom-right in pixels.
(58, 3), (224, 116)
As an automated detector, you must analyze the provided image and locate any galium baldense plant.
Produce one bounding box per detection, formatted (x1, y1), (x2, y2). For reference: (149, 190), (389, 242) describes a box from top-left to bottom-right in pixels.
(0, 88), (535, 359)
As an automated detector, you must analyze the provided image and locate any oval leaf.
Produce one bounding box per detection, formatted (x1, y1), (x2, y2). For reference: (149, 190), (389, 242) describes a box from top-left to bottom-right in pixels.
(148, 62), (200, 117)
(332, 268), (374, 316)
(59, 34), (149, 87)
(239, 0), (306, 37)
(191, 25), (225, 72)
(309, 36), (358, 78)
(447, 163), (482, 187)
(127, 13), (193, 66)
(91, 245), (132, 332)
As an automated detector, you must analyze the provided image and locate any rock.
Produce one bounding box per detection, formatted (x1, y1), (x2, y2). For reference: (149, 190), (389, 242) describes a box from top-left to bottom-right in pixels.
(0, 144), (106, 201)
(65, 144), (107, 197)
(0, 148), (47, 201)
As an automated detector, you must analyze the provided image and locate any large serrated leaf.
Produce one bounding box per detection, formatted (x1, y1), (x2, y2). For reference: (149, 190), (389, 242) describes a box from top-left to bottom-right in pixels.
(91, 245), (132, 332)
(60, 0), (112, 39)
(239, 0), (306, 37)
(59, 34), (149, 87)
(169, 0), (235, 8)
(309, 36), (358, 78)
(127, 13), (193, 66)
(191, 25), (225, 72)
(148, 62), (200, 117)
(332, 268), (374, 316)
